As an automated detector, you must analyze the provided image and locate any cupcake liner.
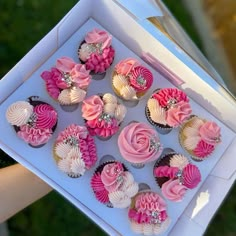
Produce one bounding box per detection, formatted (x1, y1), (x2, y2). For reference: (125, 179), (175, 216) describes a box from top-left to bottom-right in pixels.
(60, 103), (79, 112)
(145, 106), (172, 134)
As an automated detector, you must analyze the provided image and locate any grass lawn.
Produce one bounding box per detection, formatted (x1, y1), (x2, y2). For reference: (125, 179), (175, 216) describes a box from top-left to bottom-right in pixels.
(0, 0), (235, 235)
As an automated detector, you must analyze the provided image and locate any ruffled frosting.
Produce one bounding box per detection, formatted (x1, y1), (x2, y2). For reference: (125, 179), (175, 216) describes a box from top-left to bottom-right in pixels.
(161, 179), (187, 202)
(118, 122), (162, 164)
(55, 124), (97, 176)
(199, 121), (221, 144)
(6, 101), (34, 126)
(154, 166), (179, 179)
(91, 162), (138, 208)
(17, 125), (52, 146)
(34, 104), (57, 129)
(41, 57), (91, 104)
(115, 58), (140, 76)
(82, 93), (126, 138)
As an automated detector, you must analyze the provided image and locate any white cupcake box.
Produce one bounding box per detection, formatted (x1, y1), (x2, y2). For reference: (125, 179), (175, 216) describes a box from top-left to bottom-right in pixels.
(0, 1), (236, 235)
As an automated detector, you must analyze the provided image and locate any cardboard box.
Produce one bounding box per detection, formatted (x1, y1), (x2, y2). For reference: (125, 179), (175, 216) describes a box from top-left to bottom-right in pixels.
(0, 0), (235, 235)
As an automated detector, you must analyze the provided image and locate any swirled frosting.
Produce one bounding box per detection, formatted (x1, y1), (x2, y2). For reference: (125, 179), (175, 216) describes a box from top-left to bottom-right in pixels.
(199, 121), (221, 144)
(6, 101), (34, 126)
(118, 122), (163, 164)
(91, 161), (138, 208)
(182, 164), (201, 189)
(162, 179), (187, 202)
(169, 154), (189, 169)
(34, 104), (57, 129)
(115, 58), (140, 76)
(82, 93), (126, 138)
(41, 56), (91, 104)
(54, 124), (97, 177)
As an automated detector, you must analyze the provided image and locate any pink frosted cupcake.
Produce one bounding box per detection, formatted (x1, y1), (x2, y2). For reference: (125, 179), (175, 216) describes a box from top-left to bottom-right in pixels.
(82, 93), (127, 140)
(153, 152), (201, 202)
(112, 58), (153, 104)
(128, 191), (170, 235)
(41, 57), (91, 110)
(118, 122), (163, 168)
(179, 116), (221, 161)
(91, 160), (139, 208)
(6, 96), (58, 148)
(78, 28), (115, 78)
(145, 88), (192, 134)
(53, 124), (97, 178)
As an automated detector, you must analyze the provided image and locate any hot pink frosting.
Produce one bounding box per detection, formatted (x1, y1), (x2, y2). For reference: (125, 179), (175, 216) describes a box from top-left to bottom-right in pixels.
(86, 117), (119, 138)
(129, 66), (153, 92)
(85, 47), (115, 73)
(152, 88), (189, 108)
(55, 124), (97, 169)
(34, 104), (57, 129)
(166, 101), (192, 127)
(101, 162), (124, 192)
(91, 172), (110, 203)
(162, 179), (187, 202)
(135, 192), (167, 214)
(18, 125), (52, 146)
(128, 209), (151, 224)
(118, 122), (162, 164)
(56, 57), (76, 72)
(82, 95), (104, 120)
(115, 58), (140, 76)
(182, 164), (201, 189)
(41, 68), (63, 99)
(85, 28), (112, 49)
(199, 121), (221, 145)
(154, 166), (179, 179)
(193, 140), (215, 158)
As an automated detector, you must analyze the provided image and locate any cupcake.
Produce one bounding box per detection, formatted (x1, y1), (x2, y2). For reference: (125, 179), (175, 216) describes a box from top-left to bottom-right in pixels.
(145, 88), (192, 134)
(118, 122), (163, 167)
(112, 58), (153, 102)
(41, 56), (91, 109)
(153, 152), (201, 202)
(53, 124), (97, 177)
(128, 191), (170, 235)
(5, 96), (58, 147)
(90, 160), (139, 208)
(78, 28), (115, 76)
(179, 116), (221, 161)
(82, 93), (127, 140)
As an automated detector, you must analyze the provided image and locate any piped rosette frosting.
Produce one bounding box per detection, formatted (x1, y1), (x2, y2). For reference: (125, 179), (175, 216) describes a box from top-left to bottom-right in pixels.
(6, 100), (58, 147)
(90, 161), (139, 208)
(112, 58), (153, 100)
(146, 88), (192, 129)
(118, 122), (163, 165)
(128, 191), (170, 235)
(41, 57), (91, 105)
(53, 124), (97, 178)
(78, 28), (115, 73)
(179, 116), (221, 160)
(82, 93), (127, 138)
(153, 153), (201, 202)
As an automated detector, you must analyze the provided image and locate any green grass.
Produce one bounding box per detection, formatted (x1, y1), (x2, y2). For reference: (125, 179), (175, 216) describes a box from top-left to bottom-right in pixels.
(0, 0), (235, 236)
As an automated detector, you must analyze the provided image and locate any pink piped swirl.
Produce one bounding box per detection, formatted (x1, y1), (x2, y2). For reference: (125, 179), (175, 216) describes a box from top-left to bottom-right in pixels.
(152, 88), (189, 108)
(115, 58), (140, 76)
(85, 28), (112, 49)
(82, 95), (104, 120)
(34, 104), (57, 129)
(41, 57), (91, 103)
(18, 125), (52, 146)
(162, 179), (188, 202)
(85, 47), (115, 73)
(101, 162), (124, 192)
(199, 121), (221, 145)
(86, 117), (119, 138)
(182, 164), (201, 189)
(55, 124), (97, 170)
(166, 101), (192, 127)
(193, 140), (215, 159)
(154, 166), (179, 179)
(118, 122), (163, 164)
(129, 66), (153, 92)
